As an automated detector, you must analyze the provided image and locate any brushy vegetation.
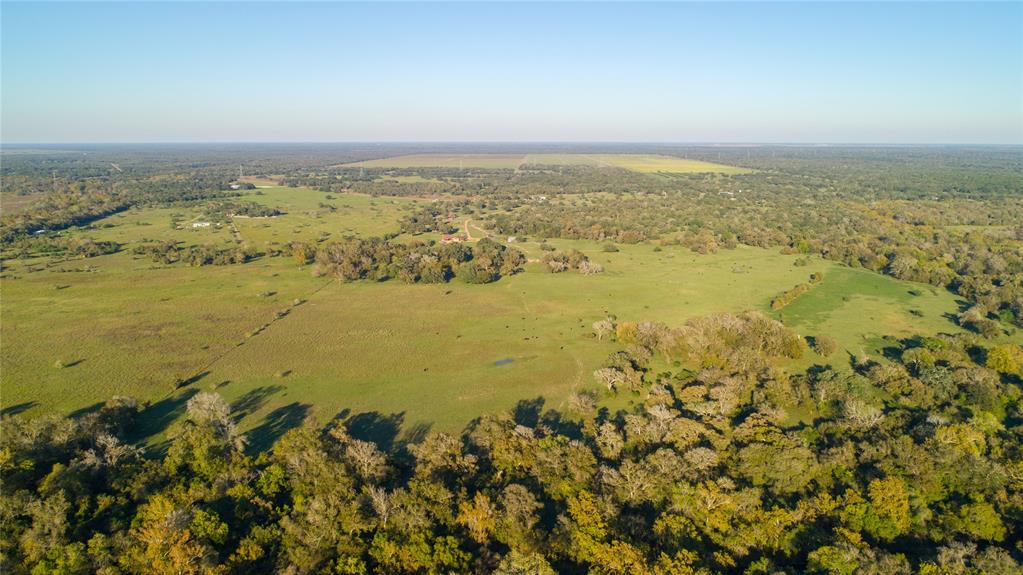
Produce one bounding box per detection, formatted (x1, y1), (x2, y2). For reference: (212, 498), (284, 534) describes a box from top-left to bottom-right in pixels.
(313, 237), (525, 284)
(770, 272), (824, 310)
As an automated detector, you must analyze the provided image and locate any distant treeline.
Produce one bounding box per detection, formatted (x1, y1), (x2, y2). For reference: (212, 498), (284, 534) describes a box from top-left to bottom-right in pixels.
(0, 176), (242, 244)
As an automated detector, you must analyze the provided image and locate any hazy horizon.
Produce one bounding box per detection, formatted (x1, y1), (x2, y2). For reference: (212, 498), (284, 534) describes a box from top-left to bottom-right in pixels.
(3, 2), (1021, 145)
(4, 141), (1023, 148)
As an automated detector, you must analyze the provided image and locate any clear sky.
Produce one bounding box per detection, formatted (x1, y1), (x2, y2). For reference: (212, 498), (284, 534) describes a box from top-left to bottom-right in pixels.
(2, 1), (1021, 144)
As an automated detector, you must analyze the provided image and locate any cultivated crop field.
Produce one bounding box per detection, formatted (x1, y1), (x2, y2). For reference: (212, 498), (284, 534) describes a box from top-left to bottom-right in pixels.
(344, 153), (750, 174)
(586, 154), (754, 174)
(523, 154), (753, 174)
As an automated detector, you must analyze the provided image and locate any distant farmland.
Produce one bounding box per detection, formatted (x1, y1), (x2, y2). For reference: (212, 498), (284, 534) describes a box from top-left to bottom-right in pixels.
(585, 154), (753, 174)
(345, 153), (750, 174)
(346, 154), (526, 169)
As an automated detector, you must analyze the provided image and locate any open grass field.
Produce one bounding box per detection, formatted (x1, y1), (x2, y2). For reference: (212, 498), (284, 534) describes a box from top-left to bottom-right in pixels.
(778, 266), (970, 369)
(2, 194), (981, 446)
(235, 186), (416, 244)
(73, 186), (418, 249)
(0, 255), (318, 418)
(344, 153), (749, 174)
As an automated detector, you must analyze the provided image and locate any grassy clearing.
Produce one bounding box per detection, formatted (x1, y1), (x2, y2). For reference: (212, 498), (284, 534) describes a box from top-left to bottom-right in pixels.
(203, 241), (981, 437)
(72, 186), (417, 249)
(778, 266), (970, 369)
(73, 206), (233, 246)
(234, 186), (416, 244)
(0, 254), (318, 416)
(175, 242), (851, 437)
(0, 219), (974, 444)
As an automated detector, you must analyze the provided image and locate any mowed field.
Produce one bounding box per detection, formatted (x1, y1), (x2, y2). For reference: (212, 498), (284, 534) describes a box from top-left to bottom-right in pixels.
(1, 185), (977, 447)
(525, 154), (752, 174)
(344, 153), (749, 174)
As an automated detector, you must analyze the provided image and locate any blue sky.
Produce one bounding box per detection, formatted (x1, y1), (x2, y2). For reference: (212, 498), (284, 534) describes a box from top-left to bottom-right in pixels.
(2, 2), (1020, 143)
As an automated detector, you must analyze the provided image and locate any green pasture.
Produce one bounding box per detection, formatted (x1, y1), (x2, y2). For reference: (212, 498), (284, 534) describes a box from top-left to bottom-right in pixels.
(777, 266), (970, 368)
(1, 254), (318, 417)
(1, 216), (974, 445)
(75, 206), (234, 246)
(234, 186), (416, 245)
(67, 186), (416, 249)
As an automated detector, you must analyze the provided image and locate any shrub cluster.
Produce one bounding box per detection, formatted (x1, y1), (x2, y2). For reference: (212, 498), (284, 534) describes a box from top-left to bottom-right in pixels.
(770, 272), (824, 310)
(540, 249), (603, 275)
(315, 237), (525, 284)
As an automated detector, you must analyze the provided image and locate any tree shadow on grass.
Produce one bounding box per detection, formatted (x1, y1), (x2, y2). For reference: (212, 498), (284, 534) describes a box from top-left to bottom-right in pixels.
(247, 402), (311, 453)
(230, 385), (285, 419)
(399, 422), (433, 448)
(175, 370), (211, 389)
(1, 401), (37, 417)
(130, 389), (199, 456)
(512, 396), (583, 439)
(69, 402), (104, 419)
(331, 409), (433, 453)
(344, 411), (406, 452)
(513, 396), (545, 428)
